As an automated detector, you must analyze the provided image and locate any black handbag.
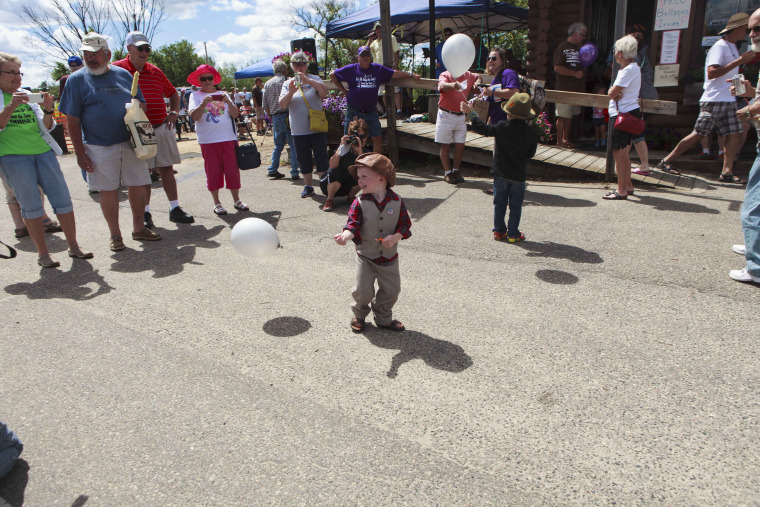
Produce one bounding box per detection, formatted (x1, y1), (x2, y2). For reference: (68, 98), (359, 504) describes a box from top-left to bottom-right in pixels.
(232, 115), (265, 170)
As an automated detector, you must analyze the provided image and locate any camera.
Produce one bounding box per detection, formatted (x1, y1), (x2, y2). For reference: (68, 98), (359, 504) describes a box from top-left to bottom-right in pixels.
(348, 135), (359, 146)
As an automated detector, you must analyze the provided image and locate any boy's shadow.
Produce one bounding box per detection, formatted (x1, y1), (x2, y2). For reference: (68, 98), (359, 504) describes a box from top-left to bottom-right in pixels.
(364, 328), (473, 379)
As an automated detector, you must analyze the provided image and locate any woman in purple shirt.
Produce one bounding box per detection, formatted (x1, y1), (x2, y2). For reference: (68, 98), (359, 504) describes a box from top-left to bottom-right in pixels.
(484, 47), (520, 124)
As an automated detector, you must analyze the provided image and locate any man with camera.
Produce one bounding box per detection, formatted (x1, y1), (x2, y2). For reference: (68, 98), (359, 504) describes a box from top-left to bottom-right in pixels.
(319, 118), (370, 211)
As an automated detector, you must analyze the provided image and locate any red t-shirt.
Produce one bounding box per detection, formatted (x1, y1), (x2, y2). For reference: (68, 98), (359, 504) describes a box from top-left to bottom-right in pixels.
(113, 58), (176, 126)
(437, 71), (479, 112)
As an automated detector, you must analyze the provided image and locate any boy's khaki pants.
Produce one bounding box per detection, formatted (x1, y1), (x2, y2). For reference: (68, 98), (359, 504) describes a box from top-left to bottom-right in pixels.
(351, 255), (400, 326)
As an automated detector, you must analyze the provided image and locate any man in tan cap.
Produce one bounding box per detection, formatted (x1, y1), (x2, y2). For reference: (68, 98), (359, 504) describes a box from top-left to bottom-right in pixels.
(657, 12), (756, 181)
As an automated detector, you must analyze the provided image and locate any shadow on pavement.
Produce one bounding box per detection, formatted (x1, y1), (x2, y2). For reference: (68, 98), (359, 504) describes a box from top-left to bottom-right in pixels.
(535, 269), (579, 285)
(402, 197), (447, 222)
(262, 316), (312, 337)
(395, 175), (439, 188)
(364, 328), (473, 379)
(0, 458), (28, 507)
(525, 189), (598, 208)
(10, 234), (69, 254)
(109, 225), (225, 278)
(515, 241), (604, 264)
(634, 194), (720, 214)
(215, 210), (282, 230)
(5, 261), (114, 300)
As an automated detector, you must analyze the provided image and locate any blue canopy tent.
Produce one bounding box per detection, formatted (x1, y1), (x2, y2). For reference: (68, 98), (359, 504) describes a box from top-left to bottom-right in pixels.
(325, 0), (528, 44)
(234, 57), (276, 80)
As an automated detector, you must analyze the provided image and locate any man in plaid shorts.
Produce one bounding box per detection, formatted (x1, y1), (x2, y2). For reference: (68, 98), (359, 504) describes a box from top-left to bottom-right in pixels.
(658, 13), (756, 182)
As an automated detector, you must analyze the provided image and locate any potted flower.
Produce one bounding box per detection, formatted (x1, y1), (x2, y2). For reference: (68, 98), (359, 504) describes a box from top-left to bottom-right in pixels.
(322, 92), (347, 145)
(530, 111), (554, 145)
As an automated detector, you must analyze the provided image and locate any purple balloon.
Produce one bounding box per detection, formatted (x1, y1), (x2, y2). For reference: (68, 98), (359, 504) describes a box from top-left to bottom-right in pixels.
(579, 43), (599, 67)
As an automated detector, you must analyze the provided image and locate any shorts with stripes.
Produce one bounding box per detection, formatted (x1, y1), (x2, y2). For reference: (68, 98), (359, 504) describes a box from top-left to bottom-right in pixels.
(693, 101), (742, 137)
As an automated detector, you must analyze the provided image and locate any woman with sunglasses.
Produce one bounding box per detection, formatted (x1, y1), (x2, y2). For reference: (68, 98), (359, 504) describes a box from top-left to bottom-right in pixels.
(0, 52), (91, 267)
(319, 117), (368, 211)
(483, 47), (521, 125)
(187, 64), (249, 215)
(279, 51), (329, 199)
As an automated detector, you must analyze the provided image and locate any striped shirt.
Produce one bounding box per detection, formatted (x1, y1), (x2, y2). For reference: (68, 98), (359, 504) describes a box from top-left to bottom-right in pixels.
(113, 58), (176, 126)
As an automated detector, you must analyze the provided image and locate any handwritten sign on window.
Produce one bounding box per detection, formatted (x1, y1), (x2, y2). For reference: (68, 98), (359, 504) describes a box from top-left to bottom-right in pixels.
(654, 64), (680, 87)
(654, 0), (692, 31)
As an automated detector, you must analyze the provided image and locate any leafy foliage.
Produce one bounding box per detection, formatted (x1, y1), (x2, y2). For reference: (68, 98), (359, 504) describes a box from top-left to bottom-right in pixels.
(148, 40), (210, 86)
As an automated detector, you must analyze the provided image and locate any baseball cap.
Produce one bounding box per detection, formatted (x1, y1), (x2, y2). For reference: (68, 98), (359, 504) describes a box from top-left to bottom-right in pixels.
(126, 31), (150, 47)
(80, 33), (109, 52)
(68, 56), (83, 67)
(357, 46), (371, 56)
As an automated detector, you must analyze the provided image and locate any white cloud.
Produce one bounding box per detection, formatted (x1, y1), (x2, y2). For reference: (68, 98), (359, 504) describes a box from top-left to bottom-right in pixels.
(210, 0), (256, 12)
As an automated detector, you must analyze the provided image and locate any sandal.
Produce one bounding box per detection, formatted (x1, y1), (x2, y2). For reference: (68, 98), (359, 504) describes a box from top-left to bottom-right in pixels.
(43, 219), (63, 233)
(657, 160), (681, 175)
(350, 317), (365, 333)
(602, 191), (628, 200)
(718, 173), (747, 184)
(377, 319), (405, 332)
(233, 200), (249, 211)
(213, 204), (227, 215)
(14, 227), (29, 238)
(631, 167), (651, 176)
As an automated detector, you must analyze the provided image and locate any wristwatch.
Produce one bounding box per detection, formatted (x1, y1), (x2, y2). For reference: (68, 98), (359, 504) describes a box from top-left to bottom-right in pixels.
(168, 110), (179, 115)
(745, 109), (752, 119)
(42, 108), (54, 115)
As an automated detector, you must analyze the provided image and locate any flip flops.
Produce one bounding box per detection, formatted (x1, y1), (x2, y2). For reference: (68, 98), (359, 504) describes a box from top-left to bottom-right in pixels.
(631, 167), (651, 176)
(718, 173), (747, 184)
(603, 191), (628, 200)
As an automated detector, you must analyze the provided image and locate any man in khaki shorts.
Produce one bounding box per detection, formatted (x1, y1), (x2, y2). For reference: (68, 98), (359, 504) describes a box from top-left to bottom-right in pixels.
(113, 31), (195, 229)
(60, 33), (161, 251)
(553, 22), (587, 148)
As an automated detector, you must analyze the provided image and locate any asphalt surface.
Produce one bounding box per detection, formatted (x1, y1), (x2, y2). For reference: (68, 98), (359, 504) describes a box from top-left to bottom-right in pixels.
(1, 135), (759, 505)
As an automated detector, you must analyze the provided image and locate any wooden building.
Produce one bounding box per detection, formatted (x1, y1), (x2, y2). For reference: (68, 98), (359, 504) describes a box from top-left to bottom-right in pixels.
(524, 0), (757, 130)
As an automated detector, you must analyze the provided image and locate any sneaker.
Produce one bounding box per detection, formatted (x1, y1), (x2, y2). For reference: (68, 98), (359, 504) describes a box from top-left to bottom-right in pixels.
(268, 171), (285, 179)
(444, 172), (457, 184)
(729, 267), (760, 283)
(494, 232), (507, 241)
(144, 211), (155, 229)
(323, 199), (334, 212)
(169, 206), (195, 224)
(452, 170), (465, 183)
(110, 235), (125, 252)
(291, 174), (300, 181)
(732, 244), (746, 255)
(301, 185), (314, 198)
(132, 227), (162, 241)
(507, 232), (526, 243)
(150, 171), (160, 182)
(600, 139), (606, 147)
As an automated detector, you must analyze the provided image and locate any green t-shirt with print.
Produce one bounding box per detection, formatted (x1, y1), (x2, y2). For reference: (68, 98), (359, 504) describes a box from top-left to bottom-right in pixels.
(0, 92), (51, 157)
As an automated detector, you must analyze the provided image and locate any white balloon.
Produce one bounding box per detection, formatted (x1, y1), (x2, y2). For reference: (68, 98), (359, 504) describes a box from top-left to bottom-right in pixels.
(230, 218), (280, 258)
(441, 34), (476, 78)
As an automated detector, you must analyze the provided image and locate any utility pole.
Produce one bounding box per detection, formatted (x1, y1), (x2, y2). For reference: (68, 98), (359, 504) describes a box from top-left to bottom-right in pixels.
(203, 42), (209, 64)
(605, 0), (628, 183)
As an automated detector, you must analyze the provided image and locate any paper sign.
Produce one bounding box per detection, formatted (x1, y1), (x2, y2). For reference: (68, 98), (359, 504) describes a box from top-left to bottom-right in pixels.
(702, 36), (721, 47)
(660, 30), (681, 64)
(654, 64), (680, 87)
(654, 0), (693, 31)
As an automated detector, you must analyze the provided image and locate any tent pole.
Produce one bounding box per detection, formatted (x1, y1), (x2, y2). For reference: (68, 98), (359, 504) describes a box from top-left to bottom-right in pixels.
(325, 36), (329, 78)
(429, 0), (436, 79)
(604, 0), (627, 184)
(380, 0), (399, 166)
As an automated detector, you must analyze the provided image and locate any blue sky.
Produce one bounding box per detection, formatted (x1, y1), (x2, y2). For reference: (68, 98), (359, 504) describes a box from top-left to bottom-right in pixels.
(2, 0), (374, 88)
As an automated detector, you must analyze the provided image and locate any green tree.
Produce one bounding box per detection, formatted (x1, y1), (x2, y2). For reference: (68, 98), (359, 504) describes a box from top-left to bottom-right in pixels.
(148, 40), (209, 86)
(51, 62), (68, 81)
(290, 0), (360, 73)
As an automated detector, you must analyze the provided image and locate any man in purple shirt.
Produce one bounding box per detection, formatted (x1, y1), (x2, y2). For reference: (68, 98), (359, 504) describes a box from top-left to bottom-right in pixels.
(331, 46), (420, 152)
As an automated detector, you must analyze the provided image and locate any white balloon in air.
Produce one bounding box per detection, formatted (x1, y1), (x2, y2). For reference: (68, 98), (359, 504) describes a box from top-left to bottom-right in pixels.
(230, 218), (280, 258)
(441, 34), (476, 78)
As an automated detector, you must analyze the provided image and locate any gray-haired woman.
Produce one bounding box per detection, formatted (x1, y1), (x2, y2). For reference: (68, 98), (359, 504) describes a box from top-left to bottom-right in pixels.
(0, 52), (91, 267)
(603, 35), (641, 200)
(278, 51), (328, 198)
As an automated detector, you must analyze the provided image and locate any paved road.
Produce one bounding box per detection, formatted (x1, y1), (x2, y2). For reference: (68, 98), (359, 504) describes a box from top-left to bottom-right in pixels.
(1, 139), (758, 505)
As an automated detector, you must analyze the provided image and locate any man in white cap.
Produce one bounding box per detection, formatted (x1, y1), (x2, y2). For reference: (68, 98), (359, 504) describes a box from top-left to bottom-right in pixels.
(113, 31), (194, 229)
(657, 13), (756, 181)
(59, 32), (161, 251)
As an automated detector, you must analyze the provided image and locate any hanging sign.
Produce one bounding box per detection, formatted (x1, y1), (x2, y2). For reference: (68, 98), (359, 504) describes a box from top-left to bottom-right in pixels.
(660, 30), (681, 64)
(654, 0), (693, 31)
(654, 64), (680, 87)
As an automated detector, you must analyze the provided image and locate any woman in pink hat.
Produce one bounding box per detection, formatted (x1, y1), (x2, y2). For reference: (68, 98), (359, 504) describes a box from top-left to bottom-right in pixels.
(187, 64), (249, 215)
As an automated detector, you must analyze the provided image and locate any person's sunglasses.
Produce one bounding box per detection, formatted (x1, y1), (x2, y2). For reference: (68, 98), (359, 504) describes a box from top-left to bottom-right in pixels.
(199, 75), (214, 82)
(292, 60), (307, 65)
(0, 70), (23, 77)
(351, 131), (368, 139)
(487, 56), (498, 61)
(136, 45), (151, 53)
(748, 25), (760, 34)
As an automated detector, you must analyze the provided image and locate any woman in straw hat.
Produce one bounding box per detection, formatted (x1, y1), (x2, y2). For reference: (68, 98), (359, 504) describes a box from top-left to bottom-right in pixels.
(461, 93), (537, 242)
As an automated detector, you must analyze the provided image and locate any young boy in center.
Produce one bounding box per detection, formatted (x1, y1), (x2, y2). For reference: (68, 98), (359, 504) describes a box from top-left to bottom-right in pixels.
(334, 153), (412, 333)
(461, 93), (538, 242)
